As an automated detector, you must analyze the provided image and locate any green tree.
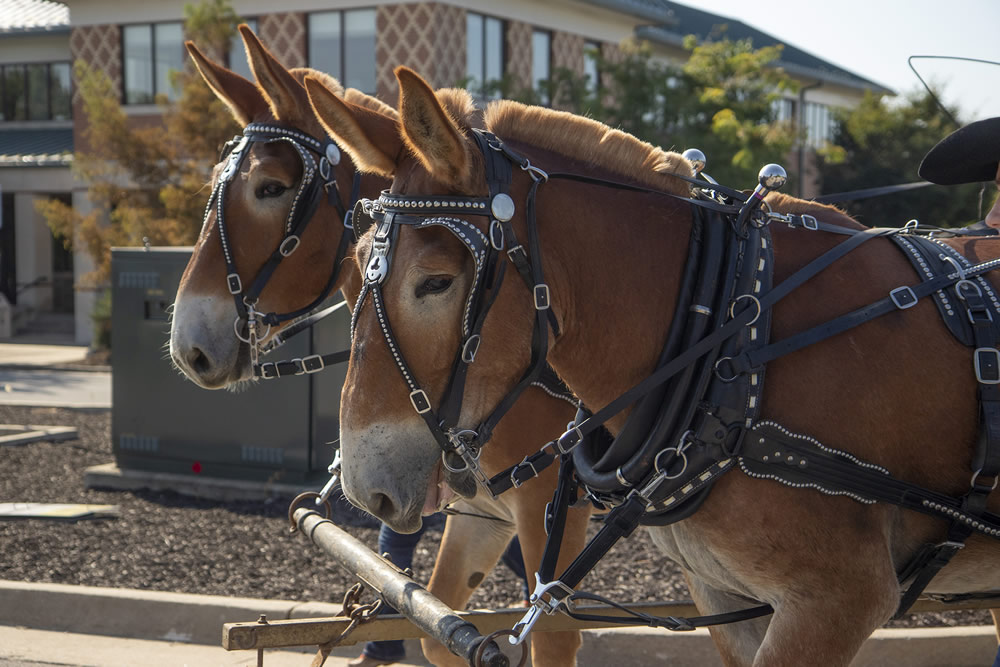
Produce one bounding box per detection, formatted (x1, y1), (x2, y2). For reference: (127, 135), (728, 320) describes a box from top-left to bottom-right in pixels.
(526, 36), (798, 188)
(817, 90), (981, 228)
(37, 0), (244, 292)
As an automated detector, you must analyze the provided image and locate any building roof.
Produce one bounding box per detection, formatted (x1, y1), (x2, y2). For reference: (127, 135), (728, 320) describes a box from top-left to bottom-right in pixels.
(0, 0), (70, 35)
(0, 128), (73, 167)
(582, 0), (893, 95)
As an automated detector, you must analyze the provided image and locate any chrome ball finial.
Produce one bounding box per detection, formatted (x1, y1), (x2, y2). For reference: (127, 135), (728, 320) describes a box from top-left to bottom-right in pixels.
(682, 148), (706, 174)
(758, 163), (787, 191)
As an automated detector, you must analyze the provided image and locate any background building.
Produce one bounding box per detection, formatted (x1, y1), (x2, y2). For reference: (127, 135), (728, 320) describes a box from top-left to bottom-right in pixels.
(0, 0), (891, 345)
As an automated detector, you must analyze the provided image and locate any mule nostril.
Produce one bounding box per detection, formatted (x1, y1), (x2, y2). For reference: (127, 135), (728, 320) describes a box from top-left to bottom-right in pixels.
(368, 492), (394, 521)
(187, 347), (213, 375)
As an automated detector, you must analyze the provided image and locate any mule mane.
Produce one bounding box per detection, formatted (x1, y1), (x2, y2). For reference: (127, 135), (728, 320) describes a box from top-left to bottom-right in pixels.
(435, 87), (479, 129)
(483, 100), (691, 197)
(289, 68), (344, 98)
(344, 88), (399, 120)
(765, 192), (864, 229)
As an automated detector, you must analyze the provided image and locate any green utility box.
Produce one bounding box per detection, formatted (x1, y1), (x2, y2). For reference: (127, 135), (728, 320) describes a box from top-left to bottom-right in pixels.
(110, 247), (348, 484)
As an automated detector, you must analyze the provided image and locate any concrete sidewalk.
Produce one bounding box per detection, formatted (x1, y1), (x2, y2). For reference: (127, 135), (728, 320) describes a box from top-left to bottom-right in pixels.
(1, 580), (997, 667)
(0, 342), (111, 408)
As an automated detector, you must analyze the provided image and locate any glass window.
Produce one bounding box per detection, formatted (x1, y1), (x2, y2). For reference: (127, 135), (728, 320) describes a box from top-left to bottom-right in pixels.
(466, 12), (503, 96)
(50, 63), (71, 120)
(583, 41), (599, 93)
(26, 64), (49, 120)
(123, 22), (183, 104)
(532, 30), (551, 105)
(154, 23), (184, 101)
(2, 66), (27, 121)
(344, 9), (375, 92)
(123, 24), (154, 104)
(803, 101), (834, 148)
(228, 18), (257, 80)
(308, 10), (375, 94)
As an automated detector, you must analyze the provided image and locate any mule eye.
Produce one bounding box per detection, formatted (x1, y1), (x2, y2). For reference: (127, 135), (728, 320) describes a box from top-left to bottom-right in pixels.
(256, 182), (287, 198)
(415, 276), (453, 298)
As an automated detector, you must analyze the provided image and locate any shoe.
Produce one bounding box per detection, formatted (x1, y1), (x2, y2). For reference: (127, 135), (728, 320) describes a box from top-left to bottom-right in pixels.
(347, 654), (399, 667)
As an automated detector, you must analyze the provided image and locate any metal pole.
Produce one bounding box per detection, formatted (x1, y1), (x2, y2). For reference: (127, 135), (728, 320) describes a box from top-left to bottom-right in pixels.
(292, 507), (509, 667)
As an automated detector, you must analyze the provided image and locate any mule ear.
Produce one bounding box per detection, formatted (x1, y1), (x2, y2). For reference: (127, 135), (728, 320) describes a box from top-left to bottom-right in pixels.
(395, 66), (472, 187)
(239, 23), (309, 124)
(185, 40), (267, 125)
(305, 75), (399, 178)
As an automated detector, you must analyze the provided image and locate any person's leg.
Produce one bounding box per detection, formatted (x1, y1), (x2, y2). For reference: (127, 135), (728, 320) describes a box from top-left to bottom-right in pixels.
(353, 522), (427, 665)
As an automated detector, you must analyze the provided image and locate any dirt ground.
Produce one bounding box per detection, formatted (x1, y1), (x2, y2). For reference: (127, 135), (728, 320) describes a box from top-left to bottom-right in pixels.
(0, 405), (990, 630)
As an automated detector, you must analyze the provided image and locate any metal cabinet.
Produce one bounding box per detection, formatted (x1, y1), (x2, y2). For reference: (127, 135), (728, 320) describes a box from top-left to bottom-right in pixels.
(111, 247), (348, 483)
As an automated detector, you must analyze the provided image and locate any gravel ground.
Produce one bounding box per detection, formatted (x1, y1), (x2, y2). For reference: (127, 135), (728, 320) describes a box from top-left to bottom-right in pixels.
(0, 405), (990, 630)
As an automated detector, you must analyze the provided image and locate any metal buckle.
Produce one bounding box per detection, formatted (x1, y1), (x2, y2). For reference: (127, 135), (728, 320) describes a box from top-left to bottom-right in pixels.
(889, 286), (918, 310)
(800, 214), (819, 230)
(534, 284), (551, 310)
(227, 272), (242, 295)
(461, 334), (481, 363)
(556, 425), (583, 454)
(975, 347), (1000, 384)
(511, 575), (575, 645)
(409, 389), (431, 414)
(510, 456), (539, 489)
(507, 244), (527, 264)
(259, 362), (278, 379)
(279, 235), (300, 256)
(301, 354), (325, 373)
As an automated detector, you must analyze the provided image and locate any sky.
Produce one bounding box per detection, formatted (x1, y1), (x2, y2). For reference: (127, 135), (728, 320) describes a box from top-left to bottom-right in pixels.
(670, 0), (999, 123)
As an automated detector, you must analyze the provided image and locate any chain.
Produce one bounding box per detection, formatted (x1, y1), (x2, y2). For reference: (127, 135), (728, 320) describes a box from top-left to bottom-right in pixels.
(310, 583), (384, 667)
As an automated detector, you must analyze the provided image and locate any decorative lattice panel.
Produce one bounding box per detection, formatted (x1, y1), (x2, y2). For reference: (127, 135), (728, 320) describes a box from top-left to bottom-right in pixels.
(259, 12), (305, 69)
(70, 25), (122, 100)
(376, 3), (466, 104)
(552, 32), (583, 75)
(505, 20), (532, 90)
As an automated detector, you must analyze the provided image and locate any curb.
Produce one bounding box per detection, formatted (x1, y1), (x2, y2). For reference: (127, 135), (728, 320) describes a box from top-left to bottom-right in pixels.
(1, 580), (996, 666)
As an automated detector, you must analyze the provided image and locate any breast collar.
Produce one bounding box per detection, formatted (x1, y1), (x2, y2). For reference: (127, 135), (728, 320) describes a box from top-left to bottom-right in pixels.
(204, 122), (356, 370)
(349, 129), (561, 495)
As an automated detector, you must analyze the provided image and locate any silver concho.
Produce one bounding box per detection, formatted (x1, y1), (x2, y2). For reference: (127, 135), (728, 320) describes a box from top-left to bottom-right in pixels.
(220, 136), (249, 183)
(490, 193), (516, 222)
(325, 143), (341, 166)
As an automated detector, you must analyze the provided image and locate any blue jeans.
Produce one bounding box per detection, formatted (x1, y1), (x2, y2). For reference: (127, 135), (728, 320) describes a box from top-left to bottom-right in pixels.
(361, 522), (428, 662)
(361, 524), (530, 662)
(992, 644), (1000, 667)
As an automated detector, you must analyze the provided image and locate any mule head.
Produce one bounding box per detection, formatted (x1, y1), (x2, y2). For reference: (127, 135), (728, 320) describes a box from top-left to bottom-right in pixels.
(170, 25), (360, 389)
(305, 68), (538, 532)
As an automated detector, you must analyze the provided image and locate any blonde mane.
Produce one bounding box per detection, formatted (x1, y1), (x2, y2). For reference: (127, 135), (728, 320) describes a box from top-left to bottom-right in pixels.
(344, 88), (399, 120)
(435, 87), (480, 129)
(483, 100), (691, 197)
(289, 68), (343, 98)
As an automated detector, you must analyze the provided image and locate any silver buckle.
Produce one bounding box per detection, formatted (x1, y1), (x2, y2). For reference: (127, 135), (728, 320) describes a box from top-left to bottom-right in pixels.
(510, 456), (539, 489)
(975, 347), (1000, 384)
(889, 286), (917, 310)
(301, 354), (325, 373)
(461, 335), (481, 363)
(259, 362), (278, 379)
(556, 425), (583, 454)
(801, 214), (818, 230)
(279, 235), (300, 256)
(409, 389), (431, 414)
(534, 284), (551, 310)
(227, 272), (242, 295)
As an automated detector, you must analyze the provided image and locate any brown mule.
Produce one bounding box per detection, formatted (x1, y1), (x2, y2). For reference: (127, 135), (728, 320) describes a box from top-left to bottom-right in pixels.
(169, 28), (589, 667)
(305, 65), (1000, 666)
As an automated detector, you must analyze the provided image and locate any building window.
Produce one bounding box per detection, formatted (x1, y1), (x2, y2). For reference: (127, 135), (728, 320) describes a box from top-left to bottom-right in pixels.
(0, 62), (71, 121)
(583, 40), (599, 93)
(531, 30), (551, 105)
(123, 22), (185, 104)
(228, 18), (258, 81)
(803, 101), (834, 148)
(771, 97), (794, 123)
(308, 9), (376, 94)
(466, 12), (503, 97)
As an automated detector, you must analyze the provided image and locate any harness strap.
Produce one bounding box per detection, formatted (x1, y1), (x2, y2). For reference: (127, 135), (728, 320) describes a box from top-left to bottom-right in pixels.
(557, 227), (892, 452)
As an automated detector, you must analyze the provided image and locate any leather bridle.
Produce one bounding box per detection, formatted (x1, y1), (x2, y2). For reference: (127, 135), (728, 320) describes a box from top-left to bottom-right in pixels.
(349, 129), (562, 495)
(203, 122), (357, 377)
